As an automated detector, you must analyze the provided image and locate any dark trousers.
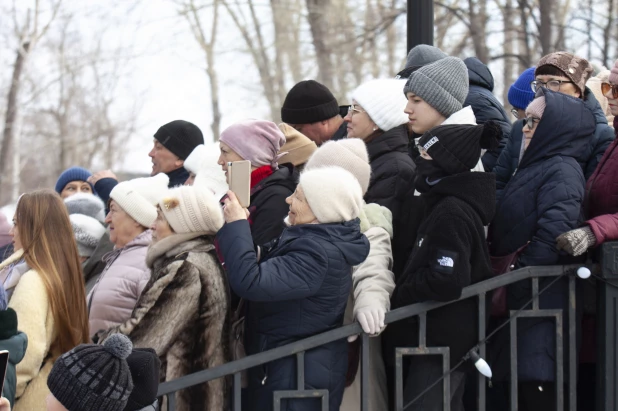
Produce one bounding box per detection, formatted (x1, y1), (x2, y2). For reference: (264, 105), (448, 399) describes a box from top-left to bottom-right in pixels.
(403, 355), (466, 411)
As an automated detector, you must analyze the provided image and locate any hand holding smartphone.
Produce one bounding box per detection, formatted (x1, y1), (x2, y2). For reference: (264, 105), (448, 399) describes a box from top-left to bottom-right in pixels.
(228, 161), (251, 208)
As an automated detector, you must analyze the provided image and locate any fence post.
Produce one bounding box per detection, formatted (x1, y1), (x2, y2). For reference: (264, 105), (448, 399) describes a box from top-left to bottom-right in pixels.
(597, 242), (618, 411)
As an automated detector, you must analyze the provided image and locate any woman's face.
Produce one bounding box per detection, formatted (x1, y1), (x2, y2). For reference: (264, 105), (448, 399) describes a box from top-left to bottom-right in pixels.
(285, 186), (317, 225)
(523, 115), (541, 149)
(105, 200), (144, 248)
(46, 393), (68, 411)
(9, 217), (22, 251)
(151, 207), (174, 243)
(60, 180), (92, 199)
(343, 101), (377, 140)
(217, 142), (245, 184)
(604, 82), (618, 117)
(404, 93), (446, 135)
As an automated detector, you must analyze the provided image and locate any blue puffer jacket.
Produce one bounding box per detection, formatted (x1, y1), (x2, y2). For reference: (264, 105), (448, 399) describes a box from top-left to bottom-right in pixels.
(463, 57), (512, 172)
(488, 89), (595, 382)
(494, 87), (615, 192)
(216, 219), (369, 411)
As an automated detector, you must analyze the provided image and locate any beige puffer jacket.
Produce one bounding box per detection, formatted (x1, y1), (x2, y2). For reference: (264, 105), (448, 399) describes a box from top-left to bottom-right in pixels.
(87, 230), (152, 337)
(341, 202), (395, 411)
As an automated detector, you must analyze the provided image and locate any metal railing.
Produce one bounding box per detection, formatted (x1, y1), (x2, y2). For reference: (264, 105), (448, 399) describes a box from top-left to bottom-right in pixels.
(157, 264), (587, 411)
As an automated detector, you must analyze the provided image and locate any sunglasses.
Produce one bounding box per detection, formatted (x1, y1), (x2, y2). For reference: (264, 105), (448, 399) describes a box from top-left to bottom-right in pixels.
(601, 82), (618, 99)
(523, 116), (540, 129)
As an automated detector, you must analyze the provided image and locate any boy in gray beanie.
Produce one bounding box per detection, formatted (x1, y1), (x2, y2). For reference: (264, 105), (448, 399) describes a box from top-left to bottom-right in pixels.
(46, 333), (134, 411)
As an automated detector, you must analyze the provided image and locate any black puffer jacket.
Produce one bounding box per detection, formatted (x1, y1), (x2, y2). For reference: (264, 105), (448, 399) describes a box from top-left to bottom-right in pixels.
(463, 57), (512, 172)
(364, 125), (416, 240)
(248, 165), (297, 246)
(384, 171), (495, 368)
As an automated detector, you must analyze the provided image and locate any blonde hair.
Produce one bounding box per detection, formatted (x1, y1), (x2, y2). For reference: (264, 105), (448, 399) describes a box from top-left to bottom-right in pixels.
(15, 189), (90, 354)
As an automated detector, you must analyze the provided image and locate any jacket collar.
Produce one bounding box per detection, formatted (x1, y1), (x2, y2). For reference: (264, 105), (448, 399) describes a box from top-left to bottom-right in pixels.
(167, 167), (190, 188)
(146, 232), (213, 267)
(365, 125), (409, 161)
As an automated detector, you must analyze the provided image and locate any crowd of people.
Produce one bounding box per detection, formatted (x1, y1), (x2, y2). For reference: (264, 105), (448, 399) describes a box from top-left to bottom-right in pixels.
(0, 46), (616, 411)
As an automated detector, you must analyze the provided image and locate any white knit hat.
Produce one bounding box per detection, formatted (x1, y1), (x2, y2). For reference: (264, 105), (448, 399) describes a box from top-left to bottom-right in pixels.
(305, 139), (371, 196)
(110, 173), (169, 228)
(69, 214), (106, 257)
(299, 166), (363, 224)
(159, 172), (224, 234)
(64, 193), (106, 223)
(350, 79), (409, 131)
(184, 144), (208, 174)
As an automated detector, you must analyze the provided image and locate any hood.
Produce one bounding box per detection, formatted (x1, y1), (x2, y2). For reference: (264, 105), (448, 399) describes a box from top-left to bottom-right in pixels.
(366, 125), (408, 161)
(442, 106), (477, 126)
(283, 219), (370, 266)
(423, 172), (496, 225)
(518, 88), (596, 169)
(359, 202), (393, 238)
(584, 86), (610, 126)
(146, 232), (213, 268)
(464, 57), (494, 91)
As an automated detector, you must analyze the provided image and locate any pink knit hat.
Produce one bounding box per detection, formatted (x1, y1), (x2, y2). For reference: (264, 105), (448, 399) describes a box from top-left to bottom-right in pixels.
(219, 120), (286, 169)
(526, 96), (546, 119)
(610, 59), (618, 84)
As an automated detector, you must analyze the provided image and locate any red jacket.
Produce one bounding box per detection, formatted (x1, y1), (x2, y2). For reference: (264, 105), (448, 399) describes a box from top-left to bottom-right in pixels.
(585, 117), (618, 244)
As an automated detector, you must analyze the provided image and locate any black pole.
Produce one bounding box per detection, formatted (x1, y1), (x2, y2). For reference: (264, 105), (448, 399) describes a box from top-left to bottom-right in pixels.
(407, 0), (434, 54)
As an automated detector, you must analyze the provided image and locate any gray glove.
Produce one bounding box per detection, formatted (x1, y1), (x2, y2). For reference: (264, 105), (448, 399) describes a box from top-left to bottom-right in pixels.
(556, 226), (596, 256)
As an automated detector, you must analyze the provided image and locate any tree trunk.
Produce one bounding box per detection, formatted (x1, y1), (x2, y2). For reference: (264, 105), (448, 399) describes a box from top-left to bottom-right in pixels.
(0, 41), (30, 201)
(306, 0), (335, 90)
(539, 0), (553, 55)
(602, 0), (615, 68)
(502, 0), (515, 106)
(517, 0), (532, 72)
(468, 0), (489, 63)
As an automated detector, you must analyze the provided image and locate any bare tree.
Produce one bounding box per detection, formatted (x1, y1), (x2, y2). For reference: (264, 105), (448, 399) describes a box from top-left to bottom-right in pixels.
(0, 0), (62, 203)
(178, 0), (222, 141)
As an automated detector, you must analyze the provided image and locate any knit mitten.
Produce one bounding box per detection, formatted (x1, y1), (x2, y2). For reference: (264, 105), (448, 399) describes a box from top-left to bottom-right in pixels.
(556, 226), (597, 256)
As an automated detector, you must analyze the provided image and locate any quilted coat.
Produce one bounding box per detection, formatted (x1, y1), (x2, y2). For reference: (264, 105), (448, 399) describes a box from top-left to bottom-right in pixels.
(494, 87), (614, 192)
(216, 219), (370, 411)
(87, 230), (152, 337)
(583, 117), (618, 245)
(364, 125), (416, 235)
(97, 233), (230, 411)
(463, 57), (512, 172)
(488, 88), (595, 381)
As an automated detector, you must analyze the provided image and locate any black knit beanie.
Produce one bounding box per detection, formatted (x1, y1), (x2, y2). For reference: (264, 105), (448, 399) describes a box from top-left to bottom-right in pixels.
(154, 120), (205, 160)
(47, 333), (134, 411)
(124, 348), (161, 411)
(418, 121), (502, 175)
(281, 80), (340, 124)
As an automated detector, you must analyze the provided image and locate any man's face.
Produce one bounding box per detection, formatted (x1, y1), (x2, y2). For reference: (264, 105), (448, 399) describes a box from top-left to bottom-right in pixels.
(534, 74), (581, 98)
(290, 122), (330, 146)
(148, 140), (183, 176)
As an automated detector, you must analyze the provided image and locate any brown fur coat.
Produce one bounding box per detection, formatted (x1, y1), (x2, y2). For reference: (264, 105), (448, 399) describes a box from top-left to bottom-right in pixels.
(98, 233), (231, 411)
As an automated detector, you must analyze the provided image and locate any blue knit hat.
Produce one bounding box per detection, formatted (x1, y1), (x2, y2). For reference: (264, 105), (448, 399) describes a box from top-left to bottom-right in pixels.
(508, 67), (536, 110)
(55, 167), (95, 194)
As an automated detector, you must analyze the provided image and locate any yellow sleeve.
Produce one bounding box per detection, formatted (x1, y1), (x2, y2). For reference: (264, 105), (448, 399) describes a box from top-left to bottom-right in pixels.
(8, 270), (53, 399)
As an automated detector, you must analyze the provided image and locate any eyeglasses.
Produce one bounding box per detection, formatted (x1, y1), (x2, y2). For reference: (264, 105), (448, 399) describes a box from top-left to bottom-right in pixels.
(347, 104), (366, 117)
(510, 108), (520, 119)
(530, 79), (574, 93)
(601, 82), (618, 99)
(523, 116), (541, 129)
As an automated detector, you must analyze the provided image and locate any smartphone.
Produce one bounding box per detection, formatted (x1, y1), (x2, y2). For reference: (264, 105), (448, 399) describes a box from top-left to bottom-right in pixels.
(228, 160), (251, 208)
(0, 350), (8, 395)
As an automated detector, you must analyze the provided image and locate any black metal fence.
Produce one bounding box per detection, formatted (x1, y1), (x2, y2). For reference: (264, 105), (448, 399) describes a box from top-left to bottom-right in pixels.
(156, 242), (618, 411)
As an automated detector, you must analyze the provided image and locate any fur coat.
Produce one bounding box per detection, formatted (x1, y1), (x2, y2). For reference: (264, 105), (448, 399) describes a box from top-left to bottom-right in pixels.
(97, 233), (231, 411)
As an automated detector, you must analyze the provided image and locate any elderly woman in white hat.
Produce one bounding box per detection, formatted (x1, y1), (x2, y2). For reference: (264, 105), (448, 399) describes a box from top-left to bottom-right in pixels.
(217, 166), (370, 411)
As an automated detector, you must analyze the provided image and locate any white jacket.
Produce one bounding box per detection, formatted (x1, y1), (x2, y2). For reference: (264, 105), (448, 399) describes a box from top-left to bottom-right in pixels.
(341, 202), (394, 411)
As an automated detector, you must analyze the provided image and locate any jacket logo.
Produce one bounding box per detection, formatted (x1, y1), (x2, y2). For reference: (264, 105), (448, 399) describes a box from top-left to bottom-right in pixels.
(437, 256), (454, 267)
(423, 136), (439, 151)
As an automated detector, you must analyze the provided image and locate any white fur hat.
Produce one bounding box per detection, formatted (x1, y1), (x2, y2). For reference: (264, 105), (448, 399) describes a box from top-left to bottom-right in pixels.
(110, 173), (169, 228)
(64, 193), (106, 223)
(184, 144), (208, 174)
(159, 172), (224, 234)
(299, 166), (363, 224)
(350, 79), (409, 131)
(69, 213), (106, 257)
(305, 139), (371, 195)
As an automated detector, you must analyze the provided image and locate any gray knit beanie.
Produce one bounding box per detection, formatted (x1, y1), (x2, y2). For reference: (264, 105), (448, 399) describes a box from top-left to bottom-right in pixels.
(405, 44), (448, 68)
(403, 56), (470, 118)
(47, 333), (134, 411)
